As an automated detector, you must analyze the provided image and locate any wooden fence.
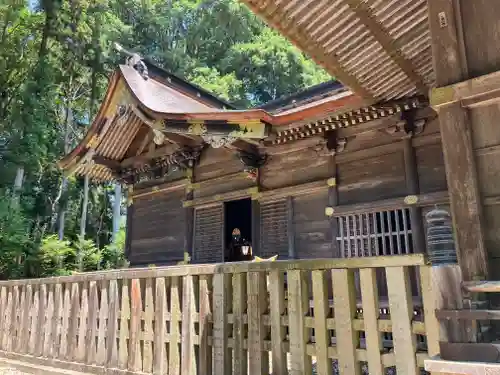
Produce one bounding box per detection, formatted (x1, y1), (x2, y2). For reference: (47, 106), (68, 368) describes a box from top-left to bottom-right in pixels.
(0, 254), (438, 375)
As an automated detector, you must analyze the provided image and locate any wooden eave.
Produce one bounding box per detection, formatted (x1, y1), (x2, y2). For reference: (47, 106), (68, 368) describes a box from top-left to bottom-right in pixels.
(59, 61), (429, 182)
(240, 0), (435, 102)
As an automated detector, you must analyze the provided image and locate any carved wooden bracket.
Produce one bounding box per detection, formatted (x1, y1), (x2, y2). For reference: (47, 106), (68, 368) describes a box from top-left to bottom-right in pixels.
(314, 130), (349, 156)
(117, 146), (204, 185)
(238, 150), (267, 181)
(384, 109), (426, 138)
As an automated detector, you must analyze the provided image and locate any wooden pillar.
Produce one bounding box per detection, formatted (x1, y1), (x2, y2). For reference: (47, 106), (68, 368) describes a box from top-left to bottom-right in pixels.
(124, 186), (135, 260)
(286, 196), (296, 259)
(428, 0), (489, 281)
(436, 104), (488, 281)
(328, 154), (340, 258)
(251, 169), (261, 257)
(402, 135), (426, 254)
(185, 168), (195, 262)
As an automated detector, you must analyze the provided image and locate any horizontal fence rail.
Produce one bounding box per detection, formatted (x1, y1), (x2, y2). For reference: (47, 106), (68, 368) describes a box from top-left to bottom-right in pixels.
(0, 254), (437, 375)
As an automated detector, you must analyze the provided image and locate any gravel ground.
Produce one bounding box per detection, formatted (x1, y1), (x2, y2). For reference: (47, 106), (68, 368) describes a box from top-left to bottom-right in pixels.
(0, 368), (31, 375)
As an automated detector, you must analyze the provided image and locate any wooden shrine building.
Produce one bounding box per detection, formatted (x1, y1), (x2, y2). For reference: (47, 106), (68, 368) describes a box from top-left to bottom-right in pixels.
(59, 53), (444, 271)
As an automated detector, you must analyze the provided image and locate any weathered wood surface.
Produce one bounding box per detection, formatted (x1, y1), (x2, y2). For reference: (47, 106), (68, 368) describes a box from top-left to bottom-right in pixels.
(0, 255), (436, 375)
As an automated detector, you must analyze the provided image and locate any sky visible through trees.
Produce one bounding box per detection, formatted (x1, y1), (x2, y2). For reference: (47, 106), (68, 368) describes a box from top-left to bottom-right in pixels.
(0, 0), (331, 279)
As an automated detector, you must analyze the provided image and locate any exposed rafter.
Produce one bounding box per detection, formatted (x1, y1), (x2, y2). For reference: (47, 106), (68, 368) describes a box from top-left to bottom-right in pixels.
(245, 0), (374, 101)
(343, 0), (428, 95)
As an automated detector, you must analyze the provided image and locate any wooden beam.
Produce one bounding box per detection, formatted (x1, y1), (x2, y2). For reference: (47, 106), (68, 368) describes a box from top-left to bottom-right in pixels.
(344, 0), (428, 95)
(93, 155), (122, 170)
(431, 70), (500, 108)
(428, 0), (468, 86)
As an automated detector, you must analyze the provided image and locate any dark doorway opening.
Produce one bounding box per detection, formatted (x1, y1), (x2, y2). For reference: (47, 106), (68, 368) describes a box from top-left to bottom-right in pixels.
(224, 198), (252, 262)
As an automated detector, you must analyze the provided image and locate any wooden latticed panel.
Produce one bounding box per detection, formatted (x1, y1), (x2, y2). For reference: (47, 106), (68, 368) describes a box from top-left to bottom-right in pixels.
(260, 199), (289, 259)
(337, 208), (413, 258)
(193, 204), (223, 264)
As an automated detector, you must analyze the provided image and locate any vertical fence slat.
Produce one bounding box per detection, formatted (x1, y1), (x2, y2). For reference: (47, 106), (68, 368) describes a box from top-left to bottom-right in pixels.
(312, 270), (333, 375)
(332, 268), (361, 375)
(97, 281), (109, 366)
(52, 283), (63, 358)
(77, 283), (89, 362)
(118, 280), (130, 369)
(106, 279), (119, 367)
(15, 285), (27, 353)
(288, 270), (312, 375)
(128, 278), (143, 372)
(0, 286), (6, 349)
(154, 277), (167, 375)
(12, 286), (20, 352)
(143, 278), (154, 374)
(247, 272), (268, 375)
(386, 266), (418, 375)
(199, 275), (212, 375)
(43, 285), (55, 357)
(360, 268), (384, 375)
(232, 272), (247, 375)
(269, 270), (287, 375)
(67, 283), (80, 361)
(419, 265), (440, 358)
(181, 275), (197, 375)
(4, 287), (13, 352)
(85, 280), (98, 364)
(59, 284), (70, 358)
(20, 285), (32, 354)
(28, 286), (39, 355)
(213, 273), (231, 375)
(169, 276), (182, 375)
(35, 284), (47, 357)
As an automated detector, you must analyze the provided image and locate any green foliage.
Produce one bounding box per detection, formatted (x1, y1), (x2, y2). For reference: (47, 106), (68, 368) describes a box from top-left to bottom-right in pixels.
(0, 0), (330, 280)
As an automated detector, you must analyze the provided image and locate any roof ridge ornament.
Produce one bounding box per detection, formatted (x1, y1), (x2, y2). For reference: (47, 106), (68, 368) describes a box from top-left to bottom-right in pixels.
(114, 42), (149, 81)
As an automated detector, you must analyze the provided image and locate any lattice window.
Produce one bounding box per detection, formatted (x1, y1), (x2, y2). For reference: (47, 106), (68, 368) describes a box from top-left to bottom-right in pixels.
(260, 199), (289, 259)
(337, 208), (413, 257)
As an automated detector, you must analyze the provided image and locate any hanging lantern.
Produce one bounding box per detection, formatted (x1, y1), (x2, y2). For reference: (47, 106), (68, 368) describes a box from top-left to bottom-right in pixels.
(425, 206), (458, 265)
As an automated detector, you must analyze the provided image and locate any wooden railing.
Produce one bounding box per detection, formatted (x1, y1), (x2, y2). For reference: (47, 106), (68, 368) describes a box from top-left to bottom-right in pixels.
(425, 279), (500, 374)
(0, 255), (438, 375)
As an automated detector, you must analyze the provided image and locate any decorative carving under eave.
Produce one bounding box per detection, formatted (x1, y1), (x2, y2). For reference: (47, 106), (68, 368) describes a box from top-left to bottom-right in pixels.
(384, 109), (426, 138)
(314, 130), (348, 156)
(204, 135), (237, 148)
(117, 146), (203, 185)
(238, 150), (267, 181)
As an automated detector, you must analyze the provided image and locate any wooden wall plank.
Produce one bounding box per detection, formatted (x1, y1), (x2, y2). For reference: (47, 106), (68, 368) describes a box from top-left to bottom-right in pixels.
(59, 284), (70, 359)
(181, 275), (197, 375)
(359, 268), (384, 375)
(418, 266), (440, 358)
(4, 286), (13, 352)
(20, 285), (32, 354)
(287, 270), (312, 375)
(77, 283), (88, 362)
(198, 275), (212, 375)
(312, 270), (333, 375)
(269, 270), (287, 375)
(232, 272), (247, 375)
(386, 266), (418, 375)
(213, 273), (231, 375)
(14, 285), (23, 353)
(247, 272), (269, 375)
(169, 276), (182, 375)
(332, 269), (361, 375)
